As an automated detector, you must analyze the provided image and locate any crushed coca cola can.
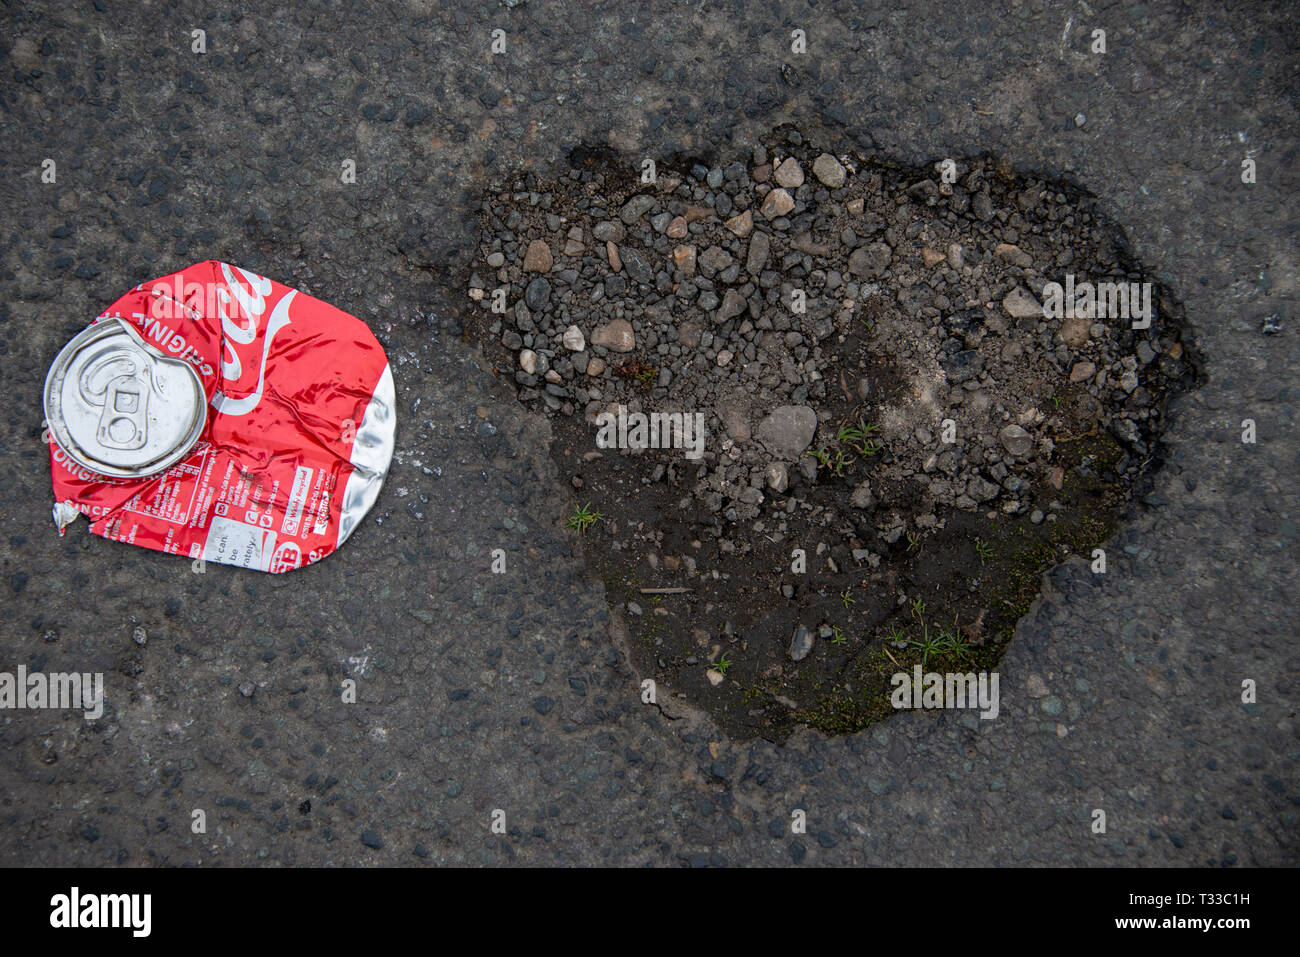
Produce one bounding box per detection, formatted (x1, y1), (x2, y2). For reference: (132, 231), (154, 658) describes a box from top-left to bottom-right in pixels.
(44, 261), (396, 573)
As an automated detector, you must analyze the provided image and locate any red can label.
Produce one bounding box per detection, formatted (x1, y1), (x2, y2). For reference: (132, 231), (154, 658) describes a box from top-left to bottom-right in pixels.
(48, 261), (396, 573)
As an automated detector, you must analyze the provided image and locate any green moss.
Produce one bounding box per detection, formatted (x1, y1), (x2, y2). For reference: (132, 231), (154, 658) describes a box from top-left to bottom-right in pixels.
(799, 687), (894, 735)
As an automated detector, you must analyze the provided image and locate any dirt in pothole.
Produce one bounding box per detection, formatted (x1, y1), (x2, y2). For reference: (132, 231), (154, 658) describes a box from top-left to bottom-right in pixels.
(462, 125), (1199, 742)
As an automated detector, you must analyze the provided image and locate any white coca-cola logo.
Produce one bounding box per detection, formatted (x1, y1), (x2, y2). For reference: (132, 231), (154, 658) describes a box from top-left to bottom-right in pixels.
(211, 264), (294, 417)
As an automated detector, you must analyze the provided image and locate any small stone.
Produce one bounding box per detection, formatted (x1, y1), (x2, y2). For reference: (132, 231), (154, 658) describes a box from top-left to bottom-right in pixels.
(850, 482), (876, 508)
(1030, 509), (1044, 524)
(620, 194), (656, 224)
(724, 210), (753, 237)
(999, 424), (1035, 458)
(921, 248), (945, 268)
(720, 403), (751, 441)
(666, 216), (688, 239)
(562, 325), (585, 351)
(994, 242), (1032, 269)
(672, 244), (696, 275)
(760, 188), (794, 219)
(586, 357), (606, 376)
(811, 153), (846, 188)
(620, 246), (654, 284)
(774, 157), (804, 188)
(593, 220), (625, 243)
(968, 476), (1000, 502)
(846, 197), (864, 214)
(755, 406), (817, 459)
(525, 276), (551, 311)
(591, 319), (635, 353)
(132, 626), (148, 646)
(1060, 315), (1091, 348)
(1002, 286), (1041, 319)
(523, 239), (553, 273)
(941, 348), (984, 384)
(656, 172), (683, 193)
(946, 243), (965, 269)
(360, 829), (384, 850)
(746, 232), (771, 276)
(678, 321), (702, 349)
(699, 245), (734, 275)
(518, 349), (538, 374)
(1026, 674), (1049, 698)
(706, 668), (725, 686)
(715, 288), (748, 324)
(788, 623), (814, 662)
(766, 462), (789, 493)
(848, 242), (892, 279)
(606, 241), (622, 271)
(1069, 361), (1096, 383)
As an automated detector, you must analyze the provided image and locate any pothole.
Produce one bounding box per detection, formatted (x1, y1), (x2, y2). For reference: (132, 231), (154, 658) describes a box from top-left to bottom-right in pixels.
(463, 125), (1199, 742)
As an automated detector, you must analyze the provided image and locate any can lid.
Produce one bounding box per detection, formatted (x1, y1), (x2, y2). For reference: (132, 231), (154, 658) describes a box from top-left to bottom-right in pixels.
(43, 319), (207, 479)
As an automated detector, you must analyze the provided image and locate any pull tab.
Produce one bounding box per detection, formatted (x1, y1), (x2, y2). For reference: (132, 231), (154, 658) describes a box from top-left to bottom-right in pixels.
(96, 372), (149, 449)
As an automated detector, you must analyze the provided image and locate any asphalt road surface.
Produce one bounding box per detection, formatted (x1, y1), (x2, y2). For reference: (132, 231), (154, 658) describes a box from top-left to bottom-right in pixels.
(0, 0), (1295, 866)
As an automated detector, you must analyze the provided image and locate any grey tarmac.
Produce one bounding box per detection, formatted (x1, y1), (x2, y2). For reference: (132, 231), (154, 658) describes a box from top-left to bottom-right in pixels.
(0, 0), (1293, 867)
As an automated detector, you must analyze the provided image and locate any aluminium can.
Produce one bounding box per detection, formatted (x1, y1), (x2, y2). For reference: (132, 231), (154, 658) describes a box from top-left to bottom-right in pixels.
(46, 261), (395, 573)
(43, 318), (207, 479)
